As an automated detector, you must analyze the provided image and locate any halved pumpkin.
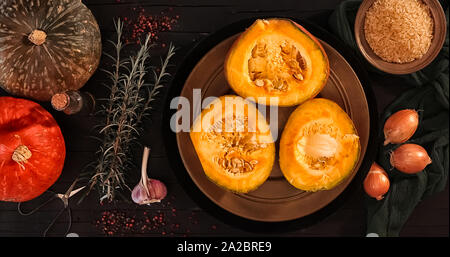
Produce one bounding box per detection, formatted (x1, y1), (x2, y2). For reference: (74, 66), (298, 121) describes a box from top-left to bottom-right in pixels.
(279, 98), (360, 191)
(190, 95), (275, 193)
(224, 18), (330, 106)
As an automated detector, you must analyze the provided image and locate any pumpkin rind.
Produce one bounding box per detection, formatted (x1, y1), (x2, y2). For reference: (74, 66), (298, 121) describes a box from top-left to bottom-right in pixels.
(0, 97), (66, 202)
(224, 18), (329, 106)
(0, 0), (102, 101)
(279, 98), (360, 191)
(190, 95), (275, 193)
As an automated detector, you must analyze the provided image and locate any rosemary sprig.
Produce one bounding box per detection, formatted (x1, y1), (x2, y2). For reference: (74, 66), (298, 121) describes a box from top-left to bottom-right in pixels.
(82, 18), (175, 202)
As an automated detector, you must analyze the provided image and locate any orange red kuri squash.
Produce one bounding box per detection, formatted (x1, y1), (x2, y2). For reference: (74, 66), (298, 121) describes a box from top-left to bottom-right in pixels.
(0, 97), (66, 202)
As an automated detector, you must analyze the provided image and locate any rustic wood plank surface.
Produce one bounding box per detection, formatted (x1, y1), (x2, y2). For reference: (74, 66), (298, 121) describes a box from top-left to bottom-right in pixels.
(0, 0), (448, 237)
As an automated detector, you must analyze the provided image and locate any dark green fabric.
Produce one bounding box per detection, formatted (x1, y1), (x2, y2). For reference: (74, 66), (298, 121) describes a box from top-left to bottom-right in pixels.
(329, 1), (449, 236)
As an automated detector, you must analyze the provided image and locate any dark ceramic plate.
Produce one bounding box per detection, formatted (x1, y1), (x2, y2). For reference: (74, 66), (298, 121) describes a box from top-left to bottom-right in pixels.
(163, 17), (378, 231)
(176, 34), (369, 222)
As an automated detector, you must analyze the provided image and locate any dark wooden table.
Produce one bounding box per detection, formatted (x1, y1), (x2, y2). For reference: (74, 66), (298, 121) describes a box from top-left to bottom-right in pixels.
(0, 0), (448, 237)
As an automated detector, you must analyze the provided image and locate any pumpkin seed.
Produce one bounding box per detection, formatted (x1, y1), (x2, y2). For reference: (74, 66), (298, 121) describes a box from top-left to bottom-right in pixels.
(254, 79), (264, 87)
(297, 52), (307, 70)
(293, 73), (304, 81)
(248, 39), (307, 92)
(206, 115), (266, 174)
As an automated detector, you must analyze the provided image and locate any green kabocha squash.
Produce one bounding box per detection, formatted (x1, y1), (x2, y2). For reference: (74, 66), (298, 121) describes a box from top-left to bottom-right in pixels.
(0, 0), (102, 101)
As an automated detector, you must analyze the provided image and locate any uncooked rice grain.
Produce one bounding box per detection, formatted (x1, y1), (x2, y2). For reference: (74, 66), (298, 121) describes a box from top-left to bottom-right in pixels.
(364, 0), (434, 63)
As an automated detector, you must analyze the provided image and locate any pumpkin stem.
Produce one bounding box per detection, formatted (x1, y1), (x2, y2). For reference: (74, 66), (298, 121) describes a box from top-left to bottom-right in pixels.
(12, 145), (32, 170)
(28, 30), (47, 46)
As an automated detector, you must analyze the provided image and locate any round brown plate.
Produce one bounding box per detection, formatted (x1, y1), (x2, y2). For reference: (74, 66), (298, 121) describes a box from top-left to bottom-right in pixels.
(175, 33), (370, 222)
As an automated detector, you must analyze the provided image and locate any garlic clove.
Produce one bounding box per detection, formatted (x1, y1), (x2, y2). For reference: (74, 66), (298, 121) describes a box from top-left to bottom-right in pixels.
(131, 181), (149, 205)
(146, 178), (167, 203)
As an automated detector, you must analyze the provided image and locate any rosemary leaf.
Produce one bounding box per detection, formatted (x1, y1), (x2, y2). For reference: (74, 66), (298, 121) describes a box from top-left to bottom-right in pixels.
(81, 18), (176, 203)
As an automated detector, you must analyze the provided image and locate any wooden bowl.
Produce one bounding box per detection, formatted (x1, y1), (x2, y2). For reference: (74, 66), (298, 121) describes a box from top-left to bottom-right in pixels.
(354, 0), (447, 75)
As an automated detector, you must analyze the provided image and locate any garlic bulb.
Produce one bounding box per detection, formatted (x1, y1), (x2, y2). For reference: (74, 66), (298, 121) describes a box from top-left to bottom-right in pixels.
(131, 147), (167, 205)
(132, 178), (167, 205)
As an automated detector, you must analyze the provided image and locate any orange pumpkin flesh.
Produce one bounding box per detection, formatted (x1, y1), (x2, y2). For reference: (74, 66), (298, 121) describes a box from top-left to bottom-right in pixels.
(279, 98), (360, 191)
(225, 18), (329, 106)
(0, 97), (66, 202)
(190, 95), (275, 193)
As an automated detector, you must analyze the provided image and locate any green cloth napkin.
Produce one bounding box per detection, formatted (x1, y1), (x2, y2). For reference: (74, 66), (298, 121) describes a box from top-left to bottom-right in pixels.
(329, 0), (449, 237)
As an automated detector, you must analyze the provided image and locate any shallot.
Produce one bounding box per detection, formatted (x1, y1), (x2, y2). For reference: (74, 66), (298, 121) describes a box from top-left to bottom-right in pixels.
(390, 144), (432, 174)
(383, 109), (419, 145)
(364, 162), (390, 200)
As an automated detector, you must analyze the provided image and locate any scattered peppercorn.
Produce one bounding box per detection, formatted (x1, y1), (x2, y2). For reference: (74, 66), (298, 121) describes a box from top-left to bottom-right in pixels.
(95, 210), (169, 236)
(94, 197), (212, 237)
(121, 7), (179, 46)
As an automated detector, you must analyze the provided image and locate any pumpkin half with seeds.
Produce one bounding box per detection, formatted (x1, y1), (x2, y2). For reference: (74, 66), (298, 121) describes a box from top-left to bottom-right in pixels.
(279, 98), (360, 191)
(0, 0), (102, 101)
(224, 18), (329, 106)
(190, 95), (275, 193)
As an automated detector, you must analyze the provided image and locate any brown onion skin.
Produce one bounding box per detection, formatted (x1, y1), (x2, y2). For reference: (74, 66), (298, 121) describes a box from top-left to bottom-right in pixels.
(390, 144), (432, 174)
(384, 109), (419, 145)
(364, 162), (390, 200)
